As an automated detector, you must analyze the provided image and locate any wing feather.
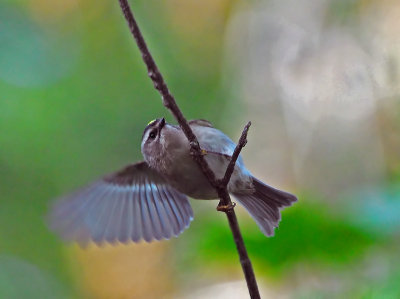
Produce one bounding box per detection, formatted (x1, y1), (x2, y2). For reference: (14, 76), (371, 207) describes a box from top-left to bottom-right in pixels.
(48, 161), (193, 245)
(152, 184), (173, 238)
(109, 188), (127, 243)
(131, 183), (142, 242)
(156, 186), (180, 236)
(103, 187), (122, 244)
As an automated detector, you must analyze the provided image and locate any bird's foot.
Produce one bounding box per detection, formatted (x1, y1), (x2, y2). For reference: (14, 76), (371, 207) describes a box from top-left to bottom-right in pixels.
(216, 201), (236, 212)
(189, 142), (205, 157)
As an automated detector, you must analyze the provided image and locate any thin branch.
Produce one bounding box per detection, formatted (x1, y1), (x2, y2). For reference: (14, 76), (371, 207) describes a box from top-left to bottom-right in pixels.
(117, 1), (260, 298)
(222, 121), (251, 186)
(118, 0), (218, 187)
(214, 122), (260, 298)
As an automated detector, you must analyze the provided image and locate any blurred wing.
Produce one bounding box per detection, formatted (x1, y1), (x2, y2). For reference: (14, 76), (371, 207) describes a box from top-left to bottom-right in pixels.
(48, 161), (193, 246)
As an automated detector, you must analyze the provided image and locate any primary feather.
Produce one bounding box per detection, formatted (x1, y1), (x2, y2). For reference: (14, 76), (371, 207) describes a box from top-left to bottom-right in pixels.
(48, 162), (193, 245)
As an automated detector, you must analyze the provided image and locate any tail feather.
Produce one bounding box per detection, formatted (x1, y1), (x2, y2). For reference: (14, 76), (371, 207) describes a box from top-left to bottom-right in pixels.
(233, 177), (297, 237)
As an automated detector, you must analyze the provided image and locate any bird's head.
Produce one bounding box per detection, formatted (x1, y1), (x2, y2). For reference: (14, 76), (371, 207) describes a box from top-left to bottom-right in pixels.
(141, 117), (170, 168)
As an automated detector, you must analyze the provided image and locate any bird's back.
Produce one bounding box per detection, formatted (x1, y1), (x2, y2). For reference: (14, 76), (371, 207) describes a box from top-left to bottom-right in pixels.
(192, 124), (254, 195)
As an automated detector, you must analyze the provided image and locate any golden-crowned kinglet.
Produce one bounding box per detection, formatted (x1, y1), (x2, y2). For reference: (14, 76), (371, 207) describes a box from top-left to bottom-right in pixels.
(48, 118), (297, 245)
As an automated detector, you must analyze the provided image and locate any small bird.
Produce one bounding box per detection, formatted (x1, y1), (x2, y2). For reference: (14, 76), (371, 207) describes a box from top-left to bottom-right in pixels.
(48, 118), (297, 245)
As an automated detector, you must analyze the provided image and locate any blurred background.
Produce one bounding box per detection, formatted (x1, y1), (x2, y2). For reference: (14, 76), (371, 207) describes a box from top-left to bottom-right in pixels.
(1, 0), (400, 298)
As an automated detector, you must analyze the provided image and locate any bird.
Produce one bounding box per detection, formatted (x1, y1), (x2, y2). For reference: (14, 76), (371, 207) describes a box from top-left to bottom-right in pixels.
(48, 118), (297, 246)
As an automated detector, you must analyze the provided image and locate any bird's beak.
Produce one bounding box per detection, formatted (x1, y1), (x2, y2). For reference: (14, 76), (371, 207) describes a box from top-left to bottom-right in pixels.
(158, 117), (166, 130)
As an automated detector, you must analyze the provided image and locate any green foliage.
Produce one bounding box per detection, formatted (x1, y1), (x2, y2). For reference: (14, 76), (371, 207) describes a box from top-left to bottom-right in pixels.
(181, 200), (379, 278)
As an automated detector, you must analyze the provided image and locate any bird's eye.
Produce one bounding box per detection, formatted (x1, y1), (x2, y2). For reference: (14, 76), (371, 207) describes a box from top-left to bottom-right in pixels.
(149, 131), (157, 139)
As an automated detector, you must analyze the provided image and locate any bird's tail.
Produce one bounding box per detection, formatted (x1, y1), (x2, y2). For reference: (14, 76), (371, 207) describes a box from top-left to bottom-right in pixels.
(232, 177), (297, 237)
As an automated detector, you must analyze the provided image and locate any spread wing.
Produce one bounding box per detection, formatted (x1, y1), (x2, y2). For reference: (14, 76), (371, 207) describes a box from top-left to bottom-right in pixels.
(48, 162), (193, 246)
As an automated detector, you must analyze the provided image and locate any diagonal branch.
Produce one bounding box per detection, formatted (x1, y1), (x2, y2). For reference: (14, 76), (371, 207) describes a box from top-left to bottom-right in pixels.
(222, 121), (251, 186)
(118, 0), (218, 186)
(117, 1), (260, 298)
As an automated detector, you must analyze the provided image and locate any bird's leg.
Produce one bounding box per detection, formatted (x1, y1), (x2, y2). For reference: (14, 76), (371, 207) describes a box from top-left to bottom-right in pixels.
(189, 141), (202, 157)
(216, 201), (236, 212)
(188, 140), (207, 156)
(189, 146), (207, 157)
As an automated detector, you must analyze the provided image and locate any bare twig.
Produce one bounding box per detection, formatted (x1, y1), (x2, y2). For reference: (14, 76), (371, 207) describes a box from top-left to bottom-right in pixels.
(117, 1), (260, 298)
(118, 0), (218, 186)
(222, 121), (251, 186)
(214, 122), (260, 298)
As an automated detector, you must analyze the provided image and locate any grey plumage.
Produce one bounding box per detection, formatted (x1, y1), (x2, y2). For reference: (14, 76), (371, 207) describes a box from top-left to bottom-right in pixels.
(48, 118), (297, 245)
(48, 162), (193, 245)
(233, 178), (297, 236)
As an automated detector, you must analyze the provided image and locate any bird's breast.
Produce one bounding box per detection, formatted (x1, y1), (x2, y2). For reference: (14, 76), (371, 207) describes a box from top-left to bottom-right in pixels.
(162, 151), (218, 199)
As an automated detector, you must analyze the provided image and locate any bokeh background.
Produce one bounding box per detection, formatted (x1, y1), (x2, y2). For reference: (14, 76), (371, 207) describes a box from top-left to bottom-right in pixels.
(1, 0), (400, 298)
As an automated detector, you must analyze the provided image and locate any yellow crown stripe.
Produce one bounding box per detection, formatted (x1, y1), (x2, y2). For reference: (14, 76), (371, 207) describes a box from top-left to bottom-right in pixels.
(147, 119), (157, 126)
